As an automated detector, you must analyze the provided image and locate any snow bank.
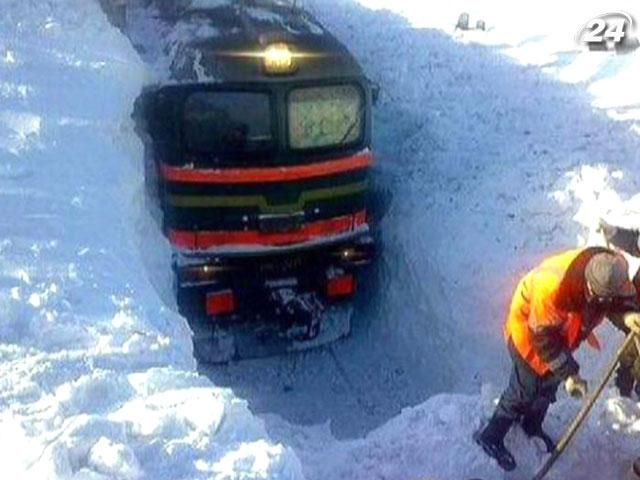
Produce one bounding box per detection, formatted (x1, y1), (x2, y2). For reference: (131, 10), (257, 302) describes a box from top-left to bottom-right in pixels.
(347, 0), (640, 234)
(0, 2), (302, 479)
(270, 387), (640, 480)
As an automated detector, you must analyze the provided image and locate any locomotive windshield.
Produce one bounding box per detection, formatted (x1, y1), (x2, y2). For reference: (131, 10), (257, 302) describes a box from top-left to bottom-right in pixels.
(288, 84), (364, 150)
(183, 91), (274, 158)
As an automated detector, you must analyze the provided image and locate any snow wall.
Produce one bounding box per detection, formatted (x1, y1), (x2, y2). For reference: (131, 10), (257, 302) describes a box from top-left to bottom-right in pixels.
(0, 2), (303, 479)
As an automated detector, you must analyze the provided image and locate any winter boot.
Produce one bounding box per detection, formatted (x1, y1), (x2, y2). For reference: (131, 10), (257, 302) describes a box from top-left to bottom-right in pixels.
(523, 427), (556, 453)
(473, 416), (516, 471)
(521, 406), (556, 453)
(627, 457), (640, 480)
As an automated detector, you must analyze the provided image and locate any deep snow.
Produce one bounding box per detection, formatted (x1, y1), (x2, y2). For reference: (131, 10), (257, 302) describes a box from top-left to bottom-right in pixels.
(0, 2), (302, 479)
(3, 0), (640, 479)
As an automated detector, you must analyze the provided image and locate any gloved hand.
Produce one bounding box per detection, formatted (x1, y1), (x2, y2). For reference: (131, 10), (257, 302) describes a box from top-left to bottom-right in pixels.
(624, 312), (640, 335)
(565, 374), (588, 399)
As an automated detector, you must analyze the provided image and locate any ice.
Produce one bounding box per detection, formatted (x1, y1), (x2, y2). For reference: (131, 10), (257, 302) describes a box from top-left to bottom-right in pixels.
(187, 0), (231, 10)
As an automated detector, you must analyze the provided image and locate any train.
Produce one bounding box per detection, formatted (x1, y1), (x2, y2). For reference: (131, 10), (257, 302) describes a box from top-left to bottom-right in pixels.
(134, 0), (378, 361)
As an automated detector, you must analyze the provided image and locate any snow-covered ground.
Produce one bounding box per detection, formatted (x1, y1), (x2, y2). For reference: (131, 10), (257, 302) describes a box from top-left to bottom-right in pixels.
(4, 0), (640, 479)
(0, 2), (302, 479)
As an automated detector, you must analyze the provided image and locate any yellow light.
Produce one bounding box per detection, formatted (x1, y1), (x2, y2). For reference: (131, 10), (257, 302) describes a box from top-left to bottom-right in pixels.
(264, 43), (294, 74)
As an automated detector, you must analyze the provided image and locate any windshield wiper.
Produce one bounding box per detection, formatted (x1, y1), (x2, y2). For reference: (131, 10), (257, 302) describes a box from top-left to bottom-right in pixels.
(338, 105), (365, 145)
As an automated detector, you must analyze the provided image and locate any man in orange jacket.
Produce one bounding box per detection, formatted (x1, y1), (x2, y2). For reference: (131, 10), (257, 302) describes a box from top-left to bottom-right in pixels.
(599, 220), (640, 397)
(474, 247), (640, 471)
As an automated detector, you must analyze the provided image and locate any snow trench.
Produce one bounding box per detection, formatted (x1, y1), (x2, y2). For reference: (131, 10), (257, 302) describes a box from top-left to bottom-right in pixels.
(123, 0), (640, 456)
(0, 2), (303, 479)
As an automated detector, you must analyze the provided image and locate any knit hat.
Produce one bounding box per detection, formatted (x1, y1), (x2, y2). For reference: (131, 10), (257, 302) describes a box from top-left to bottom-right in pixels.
(585, 252), (636, 298)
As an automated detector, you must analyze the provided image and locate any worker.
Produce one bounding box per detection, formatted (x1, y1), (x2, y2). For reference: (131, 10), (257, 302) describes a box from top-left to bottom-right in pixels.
(599, 220), (640, 397)
(474, 247), (640, 471)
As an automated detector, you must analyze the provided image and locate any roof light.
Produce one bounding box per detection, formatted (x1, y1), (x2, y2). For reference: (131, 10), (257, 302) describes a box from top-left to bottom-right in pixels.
(264, 43), (295, 74)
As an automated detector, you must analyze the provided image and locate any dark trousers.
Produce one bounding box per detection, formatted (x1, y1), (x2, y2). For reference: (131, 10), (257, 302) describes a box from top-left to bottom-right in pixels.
(615, 342), (640, 397)
(615, 364), (636, 397)
(493, 342), (562, 434)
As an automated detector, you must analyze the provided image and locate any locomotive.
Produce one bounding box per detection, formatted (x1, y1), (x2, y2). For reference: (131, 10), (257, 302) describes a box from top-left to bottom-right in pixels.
(136, 0), (378, 361)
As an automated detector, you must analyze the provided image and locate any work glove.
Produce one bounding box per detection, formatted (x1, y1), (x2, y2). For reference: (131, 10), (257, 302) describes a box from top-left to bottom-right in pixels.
(565, 374), (588, 399)
(624, 312), (640, 335)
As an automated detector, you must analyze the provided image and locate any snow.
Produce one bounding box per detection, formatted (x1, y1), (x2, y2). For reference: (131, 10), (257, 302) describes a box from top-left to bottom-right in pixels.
(0, 1), (302, 479)
(187, 0), (231, 10)
(5, 0), (640, 479)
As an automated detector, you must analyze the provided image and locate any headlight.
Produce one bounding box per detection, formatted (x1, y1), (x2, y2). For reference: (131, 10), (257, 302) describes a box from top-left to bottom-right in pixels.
(178, 264), (229, 284)
(264, 43), (295, 74)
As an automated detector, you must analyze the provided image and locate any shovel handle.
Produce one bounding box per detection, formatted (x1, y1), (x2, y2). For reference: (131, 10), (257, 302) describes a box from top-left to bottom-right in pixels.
(531, 332), (637, 480)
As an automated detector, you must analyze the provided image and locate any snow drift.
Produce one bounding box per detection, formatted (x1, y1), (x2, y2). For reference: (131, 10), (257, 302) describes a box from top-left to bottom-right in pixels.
(0, 2), (302, 479)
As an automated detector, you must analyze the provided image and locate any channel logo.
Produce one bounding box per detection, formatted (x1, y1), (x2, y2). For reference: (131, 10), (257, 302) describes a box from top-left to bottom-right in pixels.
(576, 11), (639, 53)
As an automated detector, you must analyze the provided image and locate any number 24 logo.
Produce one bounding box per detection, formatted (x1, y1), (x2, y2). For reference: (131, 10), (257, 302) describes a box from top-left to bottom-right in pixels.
(578, 12), (634, 45)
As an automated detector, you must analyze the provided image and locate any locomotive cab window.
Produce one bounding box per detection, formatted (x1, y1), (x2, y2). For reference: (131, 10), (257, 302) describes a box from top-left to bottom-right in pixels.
(288, 84), (364, 150)
(183, 91), (274, 161)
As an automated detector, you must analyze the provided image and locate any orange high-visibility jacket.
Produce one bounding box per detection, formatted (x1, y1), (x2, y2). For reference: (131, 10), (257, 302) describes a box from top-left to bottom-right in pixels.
(504, 248), (604, 376)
